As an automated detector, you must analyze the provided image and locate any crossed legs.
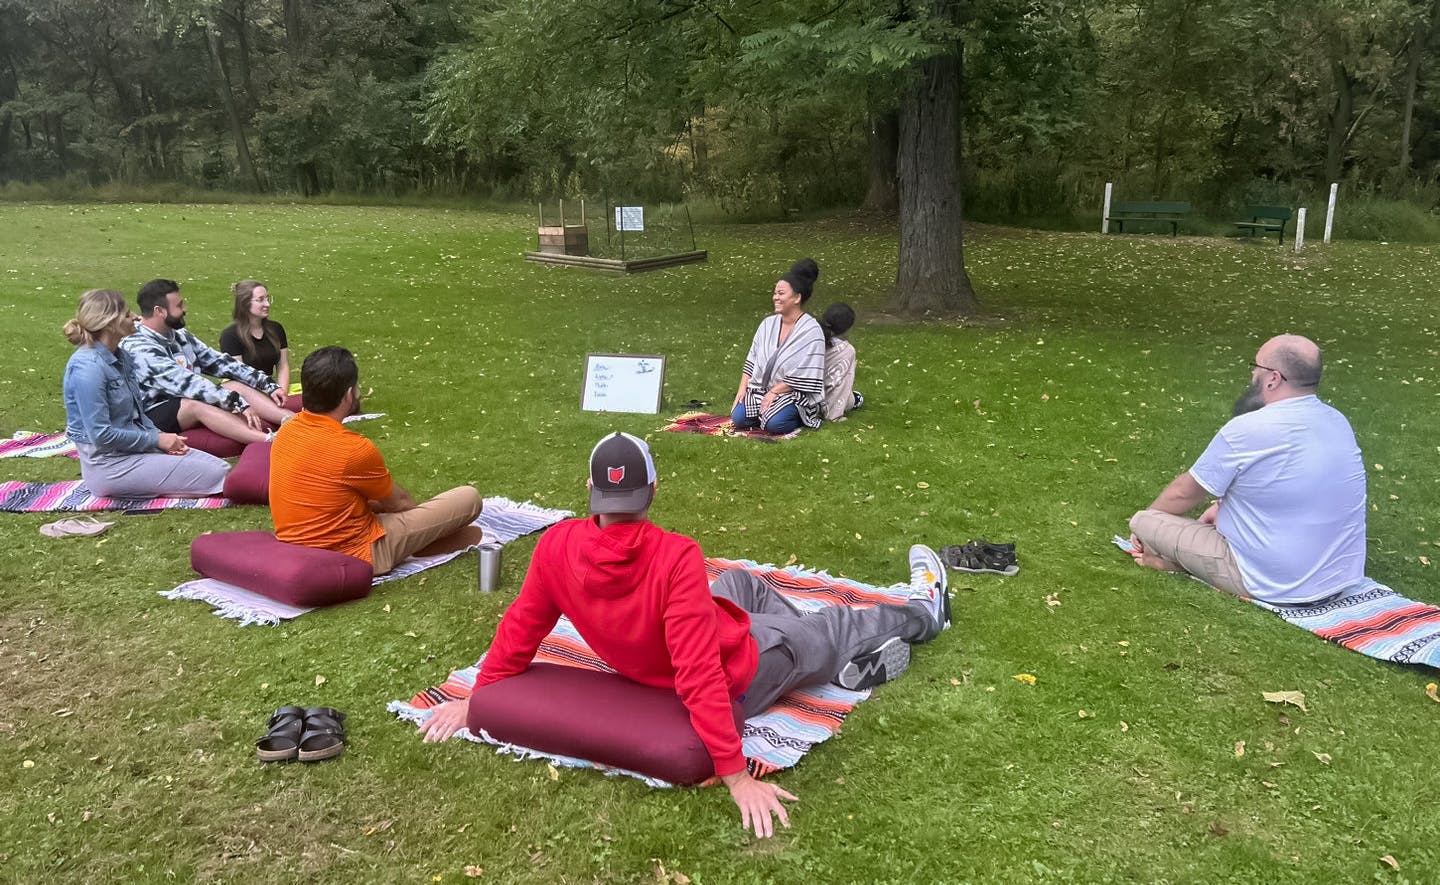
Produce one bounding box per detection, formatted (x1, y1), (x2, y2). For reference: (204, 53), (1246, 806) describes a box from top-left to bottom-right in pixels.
(371, 487), (484, 575)
(1128, 508), (1248, 596)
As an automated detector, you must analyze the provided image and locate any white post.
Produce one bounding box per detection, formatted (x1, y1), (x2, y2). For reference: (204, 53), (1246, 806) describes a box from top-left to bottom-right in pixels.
(1294, 208), (1307, 253)
(1323, 183), (1338, 243)
(1102, 182), (1113, 234)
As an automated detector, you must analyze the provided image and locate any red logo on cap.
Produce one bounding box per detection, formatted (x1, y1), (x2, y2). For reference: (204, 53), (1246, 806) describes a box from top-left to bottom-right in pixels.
(608, 466), (625, 484)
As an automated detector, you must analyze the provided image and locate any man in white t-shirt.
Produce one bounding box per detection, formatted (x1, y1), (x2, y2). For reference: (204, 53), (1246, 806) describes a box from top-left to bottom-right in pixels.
(1128, 334), (1367, 605)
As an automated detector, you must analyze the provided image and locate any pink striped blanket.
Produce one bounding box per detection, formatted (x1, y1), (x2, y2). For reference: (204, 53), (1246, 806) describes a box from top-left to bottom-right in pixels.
(0, 432), (78, 459)
(389, 557), (913, 786)
(0, 480), (229, 512)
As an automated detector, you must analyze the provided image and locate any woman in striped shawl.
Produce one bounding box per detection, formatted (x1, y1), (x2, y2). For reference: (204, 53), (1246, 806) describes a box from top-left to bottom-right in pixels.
(730, 259), (827, 434)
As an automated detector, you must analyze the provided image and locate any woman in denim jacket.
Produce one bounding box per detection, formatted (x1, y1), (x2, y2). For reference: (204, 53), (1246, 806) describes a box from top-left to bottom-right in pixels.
(62, 289), (229, 497)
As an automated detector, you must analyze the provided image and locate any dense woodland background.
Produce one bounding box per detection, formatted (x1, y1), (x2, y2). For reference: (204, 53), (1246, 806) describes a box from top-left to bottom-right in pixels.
(2, 0), (1439, 230)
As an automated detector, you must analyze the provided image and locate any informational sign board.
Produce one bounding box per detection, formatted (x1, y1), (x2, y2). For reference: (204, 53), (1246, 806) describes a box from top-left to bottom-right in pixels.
(615, 206), (645, 232)
(581, 353), (665, 414)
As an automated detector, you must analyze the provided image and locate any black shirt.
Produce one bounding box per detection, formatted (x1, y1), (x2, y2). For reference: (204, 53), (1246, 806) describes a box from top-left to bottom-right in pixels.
(219, 321), (288, 377)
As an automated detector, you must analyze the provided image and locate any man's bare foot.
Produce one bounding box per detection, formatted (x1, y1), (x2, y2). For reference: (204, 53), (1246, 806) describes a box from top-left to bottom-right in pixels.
(1128, 535), (1181, 572)
(1133, 549), (1182, 572)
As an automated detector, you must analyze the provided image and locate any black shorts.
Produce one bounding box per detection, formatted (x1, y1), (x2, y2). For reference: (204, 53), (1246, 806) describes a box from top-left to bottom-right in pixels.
(145, 397), (183, 433)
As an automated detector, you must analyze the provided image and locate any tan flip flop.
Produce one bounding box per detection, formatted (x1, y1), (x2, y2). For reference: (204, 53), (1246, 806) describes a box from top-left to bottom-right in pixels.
(39, 517), (114, 538)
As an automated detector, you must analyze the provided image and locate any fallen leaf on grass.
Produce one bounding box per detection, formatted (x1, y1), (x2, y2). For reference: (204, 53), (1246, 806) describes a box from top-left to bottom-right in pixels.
(315, 675), (327, 686)
(464, 865), (483, 878)
(1234, 741), (1245, 757)
(1078, 709), (1091, 719)
(1120, 721), (1130, 733)
(784, 553), (797, 566)
(546, 763), (559, 781)
(1380, 855), (1399, 871)
(1313, 752), (1332, 765)
(1426, 683), (1439, 703)
(1045, 593), (1061, 608)
(1421, 556), (1432, 567)
(1262, 690), (1307, 712)
(1013, 673), (1037, 685)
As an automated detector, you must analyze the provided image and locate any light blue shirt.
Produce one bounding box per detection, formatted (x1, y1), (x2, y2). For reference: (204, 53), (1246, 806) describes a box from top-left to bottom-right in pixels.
(1189, 395), (1367, 604)
(63, 345), (161, 453)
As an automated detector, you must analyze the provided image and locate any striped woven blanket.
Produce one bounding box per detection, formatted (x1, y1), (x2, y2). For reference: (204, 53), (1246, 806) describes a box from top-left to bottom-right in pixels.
(1251, 579), (1440, 668)
(0, 432), (78, 459)
(1112, 536), (1440, 670)
(162, 497), (572, 626)
(0, 480), (229, 512)
(662, 412), (802, 442)
(388, 557), (909, 786)
(0, 416), (384, 462)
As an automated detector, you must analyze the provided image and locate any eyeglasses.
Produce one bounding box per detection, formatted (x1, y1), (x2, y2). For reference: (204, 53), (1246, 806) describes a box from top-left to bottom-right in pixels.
(1249, 360), (1287, 382)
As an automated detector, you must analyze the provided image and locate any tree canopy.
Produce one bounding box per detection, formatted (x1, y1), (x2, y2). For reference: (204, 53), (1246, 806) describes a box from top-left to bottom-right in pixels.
(3, 0), (1436, 207)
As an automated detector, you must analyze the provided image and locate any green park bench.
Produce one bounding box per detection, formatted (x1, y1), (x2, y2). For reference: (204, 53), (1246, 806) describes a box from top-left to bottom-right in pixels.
(1232, 205), (1292, 243)
(1107, 200), (1191, 236)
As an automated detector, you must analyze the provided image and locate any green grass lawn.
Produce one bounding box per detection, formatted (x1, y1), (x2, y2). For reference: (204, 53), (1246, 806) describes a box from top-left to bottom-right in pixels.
(2, 203), (1438, 883)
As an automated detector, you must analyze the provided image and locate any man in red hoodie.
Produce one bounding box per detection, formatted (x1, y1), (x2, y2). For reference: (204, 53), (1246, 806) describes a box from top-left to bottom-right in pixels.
(421, 432), (950, 837)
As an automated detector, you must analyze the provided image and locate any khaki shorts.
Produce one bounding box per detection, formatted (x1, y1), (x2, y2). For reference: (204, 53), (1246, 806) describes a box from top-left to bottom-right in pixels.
(371, 486), (483, 575)
(1128, 509), (1247, 596)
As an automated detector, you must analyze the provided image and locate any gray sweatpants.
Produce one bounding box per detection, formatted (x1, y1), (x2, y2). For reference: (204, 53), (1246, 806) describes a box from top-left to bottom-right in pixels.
(710, 569), (940, 717)
(77, 443), (229, 498)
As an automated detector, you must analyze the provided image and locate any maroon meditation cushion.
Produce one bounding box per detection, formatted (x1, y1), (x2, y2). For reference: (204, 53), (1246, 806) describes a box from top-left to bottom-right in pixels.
(222, 441), (270, 505)
(466, 662), (746, 786)
(190, 531), (373, 608)
(183, 427), (246, 459)
(282, 394), (303, 413)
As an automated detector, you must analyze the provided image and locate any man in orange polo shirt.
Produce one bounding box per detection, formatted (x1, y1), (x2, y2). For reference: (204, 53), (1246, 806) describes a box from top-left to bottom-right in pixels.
(270, 346), (482, 574)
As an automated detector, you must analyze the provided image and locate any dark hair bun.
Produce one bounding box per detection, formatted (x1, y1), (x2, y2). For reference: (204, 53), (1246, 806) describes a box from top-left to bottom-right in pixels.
(781, 257), (820, 303)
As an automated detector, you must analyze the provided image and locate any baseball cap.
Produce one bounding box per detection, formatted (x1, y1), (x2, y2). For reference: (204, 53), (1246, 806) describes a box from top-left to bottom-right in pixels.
(588, 432), (657, 514)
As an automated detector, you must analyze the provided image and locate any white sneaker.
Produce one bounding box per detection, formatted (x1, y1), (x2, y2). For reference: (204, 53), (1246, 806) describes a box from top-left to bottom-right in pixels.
(909, 544), (950, 631)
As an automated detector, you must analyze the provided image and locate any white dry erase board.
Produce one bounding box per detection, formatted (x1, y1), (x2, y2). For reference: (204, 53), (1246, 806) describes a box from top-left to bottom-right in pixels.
(581, 353), (666, 414)
(615, 206), (645, 232)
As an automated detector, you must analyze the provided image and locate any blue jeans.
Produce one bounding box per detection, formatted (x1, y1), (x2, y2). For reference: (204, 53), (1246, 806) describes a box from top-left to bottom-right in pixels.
(731, 402), (802, 434)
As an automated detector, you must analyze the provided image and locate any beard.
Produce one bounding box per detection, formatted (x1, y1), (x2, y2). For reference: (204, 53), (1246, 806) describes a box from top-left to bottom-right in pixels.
(1232, 379), (1266, 416)
(163, 313), (186, 330)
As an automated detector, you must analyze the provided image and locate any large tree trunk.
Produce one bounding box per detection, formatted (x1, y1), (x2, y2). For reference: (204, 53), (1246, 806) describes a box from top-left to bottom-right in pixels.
(890, 0), (979, 317)
(204, 24), (263, 190)
(863, 108), (899, 213)
(1398, 0), (1440, 180)
(283, 0), (306, 56)
(1324, 61), (1356, 183)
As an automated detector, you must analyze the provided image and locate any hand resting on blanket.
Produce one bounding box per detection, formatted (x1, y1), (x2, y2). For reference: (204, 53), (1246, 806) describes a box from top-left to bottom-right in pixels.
(419, 699), (467, 743)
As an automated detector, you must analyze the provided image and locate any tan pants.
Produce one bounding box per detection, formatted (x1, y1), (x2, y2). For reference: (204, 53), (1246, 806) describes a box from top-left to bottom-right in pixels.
(1128, 509), (1248, 596)
(371, 486), (483, 575)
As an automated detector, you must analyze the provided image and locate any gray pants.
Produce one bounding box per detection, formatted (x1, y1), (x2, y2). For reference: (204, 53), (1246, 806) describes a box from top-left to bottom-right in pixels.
(77, 443), (228, 498)
(711, 569), (939, 717)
